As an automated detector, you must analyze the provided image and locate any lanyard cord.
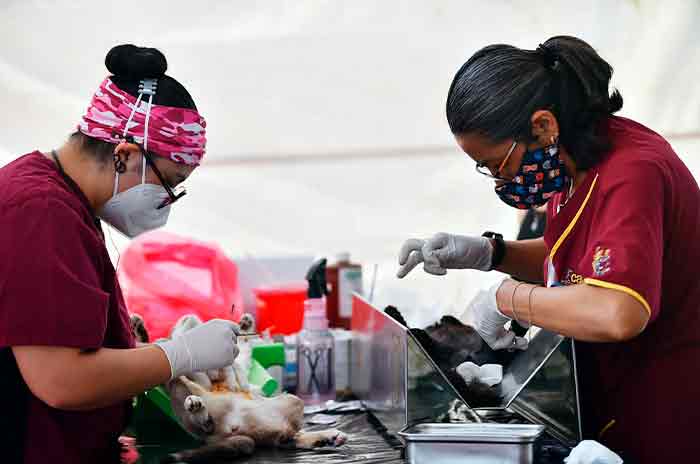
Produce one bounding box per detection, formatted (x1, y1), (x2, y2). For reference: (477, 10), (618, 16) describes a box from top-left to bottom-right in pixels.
(51, 150), (103, 235)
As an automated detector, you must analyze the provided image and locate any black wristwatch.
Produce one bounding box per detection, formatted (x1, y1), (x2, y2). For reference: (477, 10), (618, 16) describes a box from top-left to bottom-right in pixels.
(482, 231), (506, 271)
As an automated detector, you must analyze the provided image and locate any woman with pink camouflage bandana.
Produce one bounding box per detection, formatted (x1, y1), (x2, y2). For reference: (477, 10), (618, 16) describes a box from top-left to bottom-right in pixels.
(0, 45), (240, 464)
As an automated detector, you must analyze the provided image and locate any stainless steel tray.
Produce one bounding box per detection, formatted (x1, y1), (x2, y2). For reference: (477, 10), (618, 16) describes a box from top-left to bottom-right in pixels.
(351, 294), (582, 447)
(399, 423), (545, 464)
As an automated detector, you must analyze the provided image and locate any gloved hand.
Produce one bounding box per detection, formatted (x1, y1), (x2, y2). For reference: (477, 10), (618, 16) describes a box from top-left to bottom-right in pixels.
(565, 440), (623, 464)
(155, 319), (241, 379)
(397, 232), (493, 278)
(468, 280), (528, 351)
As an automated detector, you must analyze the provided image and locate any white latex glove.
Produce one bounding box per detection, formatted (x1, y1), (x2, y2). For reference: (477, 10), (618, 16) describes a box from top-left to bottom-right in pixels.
(155, 319), (241, 379)
(397, 232), (493, 278)
(469, 281), (529, 351)
(565, 440), (623, 464)
(456, 362), (503, 387)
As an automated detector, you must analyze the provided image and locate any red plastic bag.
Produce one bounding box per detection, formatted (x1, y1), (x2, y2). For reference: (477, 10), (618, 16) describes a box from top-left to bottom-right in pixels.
(118, 230), (243, 341)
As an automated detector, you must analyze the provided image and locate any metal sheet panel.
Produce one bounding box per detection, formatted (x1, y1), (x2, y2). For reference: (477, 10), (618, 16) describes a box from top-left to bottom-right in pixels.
(351, 294), (407, 433)
(350, 295), (581, 446)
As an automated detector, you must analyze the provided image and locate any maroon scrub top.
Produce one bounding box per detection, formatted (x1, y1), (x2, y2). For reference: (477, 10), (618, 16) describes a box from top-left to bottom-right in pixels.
(0, 151), (135, 463)
(544, 117), (700, 463)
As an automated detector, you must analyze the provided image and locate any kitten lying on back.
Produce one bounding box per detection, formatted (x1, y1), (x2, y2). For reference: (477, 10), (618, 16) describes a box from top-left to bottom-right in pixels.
(131, 314), (347, 463)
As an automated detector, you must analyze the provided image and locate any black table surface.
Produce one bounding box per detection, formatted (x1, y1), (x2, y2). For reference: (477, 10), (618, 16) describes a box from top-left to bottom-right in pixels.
(122, 412), (404, 464)
(122, 411), (569, 464)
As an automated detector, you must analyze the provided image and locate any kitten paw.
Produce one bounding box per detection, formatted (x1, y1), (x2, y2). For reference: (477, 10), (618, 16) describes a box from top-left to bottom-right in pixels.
(330, 430), (348, 447)
(184, 395), (204, 413)
(129, 314), (149, 343)
(315, 430), (348, 448)
(239, 313), (256, 333)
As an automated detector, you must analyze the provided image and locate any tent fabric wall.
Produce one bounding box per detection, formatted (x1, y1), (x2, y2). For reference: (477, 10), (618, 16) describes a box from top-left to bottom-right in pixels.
(2, 0), (698, 326)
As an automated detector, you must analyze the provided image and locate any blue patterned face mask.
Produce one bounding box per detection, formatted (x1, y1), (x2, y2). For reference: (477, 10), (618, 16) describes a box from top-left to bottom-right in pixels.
(495, 141), (570, 209)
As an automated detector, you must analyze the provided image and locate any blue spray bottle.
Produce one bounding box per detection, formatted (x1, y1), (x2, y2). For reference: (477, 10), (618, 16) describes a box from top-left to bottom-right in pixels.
(296, 258), (336, 405)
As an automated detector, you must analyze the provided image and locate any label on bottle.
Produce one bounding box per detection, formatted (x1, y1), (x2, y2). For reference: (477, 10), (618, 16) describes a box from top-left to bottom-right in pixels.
(283, 335), (298, 392)
(338, 267), (363, 318)
(332, 330), (351, 392)
(297, 341), (335, 398)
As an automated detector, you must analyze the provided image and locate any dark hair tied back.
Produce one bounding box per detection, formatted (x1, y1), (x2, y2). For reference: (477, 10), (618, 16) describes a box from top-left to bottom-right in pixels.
(106, 44), (167, 80)
(536, 43), (559, 71)
(102, 44), (196, 110)
(447, 35), (623, 170)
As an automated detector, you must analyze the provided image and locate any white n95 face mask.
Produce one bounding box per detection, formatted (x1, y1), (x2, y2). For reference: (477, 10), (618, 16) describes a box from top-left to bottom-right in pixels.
(98, 156), (171, 238)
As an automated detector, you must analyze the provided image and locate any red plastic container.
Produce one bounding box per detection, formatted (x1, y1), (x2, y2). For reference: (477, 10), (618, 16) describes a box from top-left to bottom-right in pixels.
(254, 283), (307, 335)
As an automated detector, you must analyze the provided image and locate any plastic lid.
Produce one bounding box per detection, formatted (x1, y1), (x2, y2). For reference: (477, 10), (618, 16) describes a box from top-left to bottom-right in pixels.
(253, 282), (307, 297)
(252, 343), (286, 369)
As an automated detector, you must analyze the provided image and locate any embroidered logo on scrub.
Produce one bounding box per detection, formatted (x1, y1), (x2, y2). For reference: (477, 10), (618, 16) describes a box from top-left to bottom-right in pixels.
(562, 269), (584, 285)
(592, 247), (612, 276)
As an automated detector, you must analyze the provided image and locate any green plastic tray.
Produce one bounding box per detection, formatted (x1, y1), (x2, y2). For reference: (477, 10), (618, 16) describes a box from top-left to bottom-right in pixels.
(129, 386), (201, 446)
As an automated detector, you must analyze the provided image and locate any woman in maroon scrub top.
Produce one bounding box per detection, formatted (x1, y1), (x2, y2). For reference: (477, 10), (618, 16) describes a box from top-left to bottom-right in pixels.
(0, 45), (241, 463)
(398, 36), (700, 463)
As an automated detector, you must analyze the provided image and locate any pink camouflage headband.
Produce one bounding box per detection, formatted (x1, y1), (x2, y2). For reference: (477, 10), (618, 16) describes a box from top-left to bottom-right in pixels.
(78, 77), (206, 166)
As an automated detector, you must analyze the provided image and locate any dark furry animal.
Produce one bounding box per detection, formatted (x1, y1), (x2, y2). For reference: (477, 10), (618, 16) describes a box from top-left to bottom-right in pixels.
(426, 315), (519, 367)
(384, 308), (519, 407)
(384, 306), (407, 327)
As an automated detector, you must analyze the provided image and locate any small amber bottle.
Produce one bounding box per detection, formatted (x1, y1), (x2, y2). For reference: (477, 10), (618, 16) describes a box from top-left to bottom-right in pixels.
(326, 253), (363, 329)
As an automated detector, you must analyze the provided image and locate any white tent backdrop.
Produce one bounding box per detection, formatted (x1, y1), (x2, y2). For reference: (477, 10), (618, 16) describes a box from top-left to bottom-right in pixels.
(2, 1), (699, 326)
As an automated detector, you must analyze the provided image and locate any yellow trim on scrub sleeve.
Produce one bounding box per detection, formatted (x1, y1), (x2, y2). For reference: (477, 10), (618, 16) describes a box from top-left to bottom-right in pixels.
(549, 174), (600, 262)
(583, 278), (652, 317)
(598, 419), (617, 439)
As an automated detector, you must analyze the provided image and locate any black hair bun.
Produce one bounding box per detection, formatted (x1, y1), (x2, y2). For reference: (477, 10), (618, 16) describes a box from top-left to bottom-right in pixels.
(105, 44), (167, 80)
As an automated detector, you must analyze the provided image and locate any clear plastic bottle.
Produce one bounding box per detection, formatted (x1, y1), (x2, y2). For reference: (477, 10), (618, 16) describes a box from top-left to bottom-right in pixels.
(296, 301), (336, 404)
(296, 259), (336, 405)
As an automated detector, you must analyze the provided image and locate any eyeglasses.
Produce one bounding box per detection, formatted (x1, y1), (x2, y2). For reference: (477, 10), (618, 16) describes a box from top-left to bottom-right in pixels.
(475, 140), (518, 181)
(141, 150), (187, 209)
